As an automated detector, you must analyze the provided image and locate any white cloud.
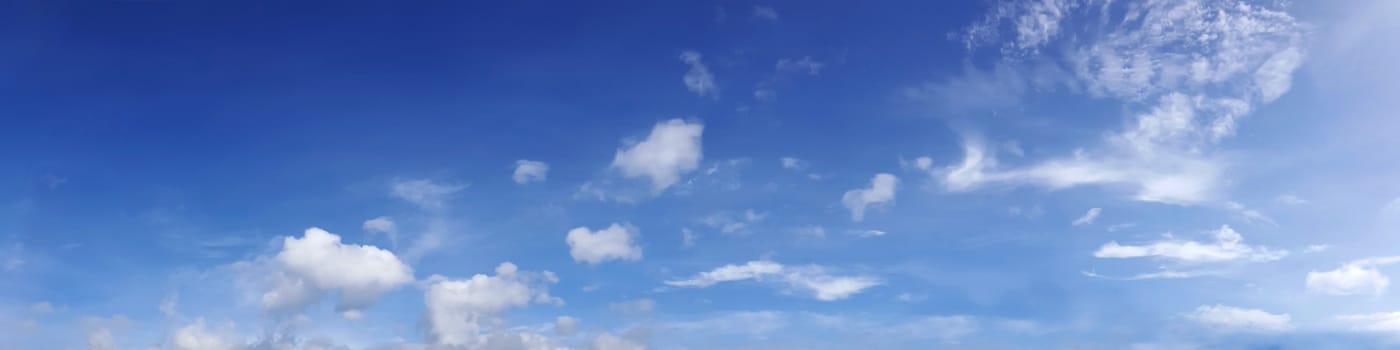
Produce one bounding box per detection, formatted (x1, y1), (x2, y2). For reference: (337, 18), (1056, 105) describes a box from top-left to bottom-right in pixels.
(611, 119), (704, 193)
(257, 228), (414, 316)
(699, 209), (765, 235)
(391, 179), (464, 209)
(941, 0), (1305, 205)
(1307, 256), (1400, 296)
(665, 260), (881, 301)
(752, 5), (779, 21)
(1186, 305), (1293, 333)
(780, 157), (807, 170)
(679, 51), (717, 97)
(555, 316), (578, 336)
(566, 223), (643, 265)
(776, 57), (824, 76)
(1072, 208), (1101, 226)
(87, 328), (118, 350)
(842, 173), (898, 222)
(1337, 312), (1400, 333)
(513, 160), (549, 184)
(170, 318), (243, 350)
(423, 262), (561, 346)
(1094, 225), (1285, 263)
(362, 216), (398, 247)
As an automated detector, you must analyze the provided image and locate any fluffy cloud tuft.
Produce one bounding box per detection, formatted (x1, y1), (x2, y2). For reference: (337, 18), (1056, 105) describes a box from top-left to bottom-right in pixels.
(513, 160), (549, 184)
(567, 224), (643, 264)
(391, 179), (464, 209)
(257, 228), (414, 316)
(679, 51), (717, 97)
(1307, 256), (1400, 296)
(1072, 207), (1101, 226)
(842, 173), (898, 222)
(611, 119), (704, 193)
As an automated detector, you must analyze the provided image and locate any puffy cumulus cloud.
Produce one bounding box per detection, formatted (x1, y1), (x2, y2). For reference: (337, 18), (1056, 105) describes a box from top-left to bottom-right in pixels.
(941, 0), (1306, 205)
(566, 224), (643, 265)
(1093, 225), (1286, 263)
(678, 51), (716, 97)
(513, 160), (549, 184)
(423, 262), (562, 347)
(1186, 305), (1293, 333)
(1337, 312), (1400, 333)
(611, 119), (704, 193)
(841, 173), (898, 222)
(391, 179), (464, 209)
(665, 260), (881, 301)
(170, 318), (243, 350)
(1072, 207), (1101, 226)
(1307, 256), (1400, 296)
(256, 228), (414, 317)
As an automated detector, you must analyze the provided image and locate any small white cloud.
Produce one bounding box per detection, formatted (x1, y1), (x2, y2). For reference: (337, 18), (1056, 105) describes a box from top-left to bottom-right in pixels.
(699, 210), (765, 235)
(391, 179), (464, 209)
(1307, 256), (1400, 296)
(842, 173), (898, 222)
(362, 216), (398, 247)
(423, 262), (560, 346)
(776, 57), (824, 76)
(1094, 225), (1286, 263)
(612, 119), (705, 193)
(566, 223), (643, 265)
(1337, 312), (1400, 333)
(752, 5), (779, 21)
(781, 157), (807, 170)
(1072, 208), (1102, 226)
(679, 51), (717, 97)
(555, 316), (578, 336)
(512, 160), (549, 184)
(665, 260), (880, 301)
(1187, 305), (1292, 333)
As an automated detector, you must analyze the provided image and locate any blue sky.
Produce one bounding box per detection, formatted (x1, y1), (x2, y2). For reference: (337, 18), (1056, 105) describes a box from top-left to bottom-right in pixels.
(3, 0), (1400, 349)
